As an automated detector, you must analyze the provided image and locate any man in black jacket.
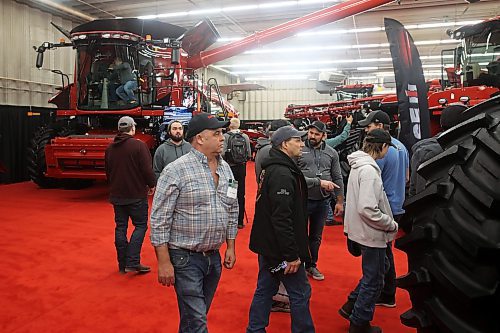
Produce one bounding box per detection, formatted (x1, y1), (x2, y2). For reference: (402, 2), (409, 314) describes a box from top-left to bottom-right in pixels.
(105, 116), (156, 274)
(247, 126), (315, 333)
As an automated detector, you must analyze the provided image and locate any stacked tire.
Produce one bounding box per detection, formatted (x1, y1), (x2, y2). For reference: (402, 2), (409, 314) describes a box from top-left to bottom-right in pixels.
(396, 96), (500, 333)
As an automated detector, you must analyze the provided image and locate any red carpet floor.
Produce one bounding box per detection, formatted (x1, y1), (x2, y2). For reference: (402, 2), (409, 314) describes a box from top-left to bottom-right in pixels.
(0, 162), (415, 333)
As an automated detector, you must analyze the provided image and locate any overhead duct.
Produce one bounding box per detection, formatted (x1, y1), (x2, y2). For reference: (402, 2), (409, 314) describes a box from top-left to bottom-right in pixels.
(31, 0), (96, 22)
(316, 71), (346, 94)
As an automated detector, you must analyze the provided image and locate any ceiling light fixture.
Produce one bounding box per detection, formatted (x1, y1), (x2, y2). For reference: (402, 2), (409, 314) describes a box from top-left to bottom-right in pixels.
(139, 0), (340, 20)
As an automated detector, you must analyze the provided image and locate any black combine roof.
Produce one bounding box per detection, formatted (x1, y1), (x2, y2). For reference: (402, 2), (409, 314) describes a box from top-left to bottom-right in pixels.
(71, 18), (187, 40)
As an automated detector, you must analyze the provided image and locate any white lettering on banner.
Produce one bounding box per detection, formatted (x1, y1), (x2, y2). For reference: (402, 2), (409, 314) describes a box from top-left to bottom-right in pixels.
(405, 84), (422, 140)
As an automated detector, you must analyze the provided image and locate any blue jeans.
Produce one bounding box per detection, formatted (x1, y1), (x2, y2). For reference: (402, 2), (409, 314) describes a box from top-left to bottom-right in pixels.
(116, 80), (137, 102)
(169, 248), (222, 333)
(247, 255), (315, 333)
(306, 199), (329, 268)
(113, 199), (148, 269)
(348, 245), (388, 325)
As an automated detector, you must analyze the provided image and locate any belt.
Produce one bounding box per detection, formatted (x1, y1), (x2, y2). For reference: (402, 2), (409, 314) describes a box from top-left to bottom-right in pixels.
(173, 248), (219, 257)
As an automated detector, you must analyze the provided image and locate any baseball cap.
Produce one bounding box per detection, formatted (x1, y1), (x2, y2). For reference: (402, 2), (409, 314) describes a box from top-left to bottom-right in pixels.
(358, 110), (390, 127)
(364, 129), (397, 148)
(269, 119), (290, 132)
(118, 116), (136, 130)
(186, 112), (230, 139)
(307, 120), (327, 133)
(271, 126), (307, 146)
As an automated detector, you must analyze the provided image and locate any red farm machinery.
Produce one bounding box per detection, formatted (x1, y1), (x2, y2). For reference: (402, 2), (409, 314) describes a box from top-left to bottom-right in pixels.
(284, 17), (500, 138)
(29, 0), (395, 188)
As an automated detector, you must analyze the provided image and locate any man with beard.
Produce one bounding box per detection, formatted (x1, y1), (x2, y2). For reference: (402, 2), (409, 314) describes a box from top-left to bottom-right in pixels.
(298, 120), (343, 281)
(153, 121), (192, 180)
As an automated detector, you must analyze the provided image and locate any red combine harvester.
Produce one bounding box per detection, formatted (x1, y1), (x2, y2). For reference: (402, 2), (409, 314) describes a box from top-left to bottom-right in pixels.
(29, 0), (395, 188)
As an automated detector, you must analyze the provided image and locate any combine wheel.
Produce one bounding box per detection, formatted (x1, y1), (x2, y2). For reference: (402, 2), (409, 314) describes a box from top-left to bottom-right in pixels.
(27, 126), (62, 188)
(28, 123), (92, 189)
(396, 96), (500, 333)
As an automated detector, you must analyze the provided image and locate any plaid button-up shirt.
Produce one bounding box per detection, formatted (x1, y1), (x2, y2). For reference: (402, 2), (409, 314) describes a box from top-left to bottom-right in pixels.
(150, 148), (238, 251)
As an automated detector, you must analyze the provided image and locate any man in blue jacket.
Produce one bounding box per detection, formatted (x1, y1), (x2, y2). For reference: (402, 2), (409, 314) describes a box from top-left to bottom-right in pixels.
(358, 110), (409, 308)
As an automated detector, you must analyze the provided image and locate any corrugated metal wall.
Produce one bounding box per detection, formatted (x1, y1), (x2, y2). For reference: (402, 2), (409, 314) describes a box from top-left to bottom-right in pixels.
(240, 80), (335, 120)
(0, 0), (75, 107)
(204, 68), (336, 120)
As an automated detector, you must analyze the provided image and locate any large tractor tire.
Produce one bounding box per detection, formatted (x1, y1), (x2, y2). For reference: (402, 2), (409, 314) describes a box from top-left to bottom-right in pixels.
(28, 123), (92, 189)
(28, 125), (63, 188)
(395, 96), (500, 333)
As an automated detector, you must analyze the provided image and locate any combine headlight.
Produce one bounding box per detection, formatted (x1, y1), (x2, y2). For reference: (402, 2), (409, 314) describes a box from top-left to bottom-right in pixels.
(438, 98), (447, 105)
(459, 96), (470, 103)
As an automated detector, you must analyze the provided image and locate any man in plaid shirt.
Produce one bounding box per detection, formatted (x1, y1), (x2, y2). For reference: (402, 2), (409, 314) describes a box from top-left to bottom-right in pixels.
(150, 113), (238, 333)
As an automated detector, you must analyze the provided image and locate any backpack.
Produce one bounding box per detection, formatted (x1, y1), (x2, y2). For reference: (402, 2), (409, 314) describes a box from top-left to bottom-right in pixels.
(225, 132), (248, 164)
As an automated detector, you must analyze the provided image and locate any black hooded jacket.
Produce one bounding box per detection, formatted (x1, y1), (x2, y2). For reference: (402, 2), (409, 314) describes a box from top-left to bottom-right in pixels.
(249, 148), (310, 266)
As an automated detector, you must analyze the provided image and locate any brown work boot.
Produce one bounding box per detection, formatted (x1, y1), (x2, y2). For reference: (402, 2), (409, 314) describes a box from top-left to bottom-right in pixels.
(349, 322), (382, 333)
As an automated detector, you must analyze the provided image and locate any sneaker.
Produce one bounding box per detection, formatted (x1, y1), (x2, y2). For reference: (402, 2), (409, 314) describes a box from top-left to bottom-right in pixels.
(306, 267), (325, 281)
(270, 301), (291, 313)
(375, 295), (396, 308)
(338, 298), (355, 320)
(124, 264), (151, 274)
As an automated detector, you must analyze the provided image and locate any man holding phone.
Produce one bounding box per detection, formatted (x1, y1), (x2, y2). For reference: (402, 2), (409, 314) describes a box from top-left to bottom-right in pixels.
(247, 126), (315, 333)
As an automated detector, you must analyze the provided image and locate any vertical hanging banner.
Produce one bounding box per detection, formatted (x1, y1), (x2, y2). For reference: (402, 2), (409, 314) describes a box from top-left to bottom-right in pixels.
(384, 18), (431, 151)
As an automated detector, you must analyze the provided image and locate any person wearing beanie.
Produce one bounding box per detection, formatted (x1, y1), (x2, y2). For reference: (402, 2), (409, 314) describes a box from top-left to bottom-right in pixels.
(409, 104), (466, 196)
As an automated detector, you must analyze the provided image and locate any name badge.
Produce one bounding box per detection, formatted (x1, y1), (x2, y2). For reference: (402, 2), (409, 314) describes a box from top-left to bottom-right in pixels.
(227, 180), (238, 199)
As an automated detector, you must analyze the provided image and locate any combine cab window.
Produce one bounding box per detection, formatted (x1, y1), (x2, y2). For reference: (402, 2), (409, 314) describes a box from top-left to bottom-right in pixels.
(463, 30), (500, 88)
(76, 43), (140, 110)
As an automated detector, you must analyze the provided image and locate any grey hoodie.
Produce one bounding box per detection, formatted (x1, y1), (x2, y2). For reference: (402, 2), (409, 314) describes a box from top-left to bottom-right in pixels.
(153, 139), (192, 179)
(344, 150), (398, 248)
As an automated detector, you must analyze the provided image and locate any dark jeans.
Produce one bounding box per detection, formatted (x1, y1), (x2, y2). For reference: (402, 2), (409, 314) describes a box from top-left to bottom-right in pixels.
(306, 198), (329, 268)
(230, 163), (247, 226)
(380, 214), (402, 299)
(169, 248), (222, 333)
(113, 199), (148, 270)
(348, 245), (388, 326)
(247, 255), (315, 333)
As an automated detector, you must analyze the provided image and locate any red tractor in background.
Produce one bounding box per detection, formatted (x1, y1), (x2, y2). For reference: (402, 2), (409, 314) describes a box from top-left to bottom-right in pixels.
(29, 0), (395, 188)
(283, 17), (499, 159)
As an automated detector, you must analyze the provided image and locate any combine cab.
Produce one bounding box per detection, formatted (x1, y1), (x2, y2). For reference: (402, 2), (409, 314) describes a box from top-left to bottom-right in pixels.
(29, 0), (395, 188)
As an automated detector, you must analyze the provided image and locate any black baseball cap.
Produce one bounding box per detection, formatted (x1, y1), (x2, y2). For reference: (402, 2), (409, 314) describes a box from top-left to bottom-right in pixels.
(186, 113), (230, 139)
(269, 119), (290, 131)
(358, 110), (390, 127)
(364, 129), (397, 148)
(307, 120), (327, 133)
(271, 126), (307, 146)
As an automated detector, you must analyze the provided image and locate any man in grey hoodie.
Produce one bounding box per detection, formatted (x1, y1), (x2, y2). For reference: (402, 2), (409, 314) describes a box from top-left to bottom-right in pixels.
(339, 129), (398, 333)
(153, 121), (192, 179)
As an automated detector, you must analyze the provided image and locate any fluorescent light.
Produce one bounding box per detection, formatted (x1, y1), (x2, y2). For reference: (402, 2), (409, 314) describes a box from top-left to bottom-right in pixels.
(139, 0), (340, 21)
(231, 68), (338, 75)
(297, 20), (483, 37)
(349, 76), (377, 80)
(245, 75), (310, 81)
(189, 8), (222, 15)
(357, 67), (378, 71)
(241, 39), (456, 54)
